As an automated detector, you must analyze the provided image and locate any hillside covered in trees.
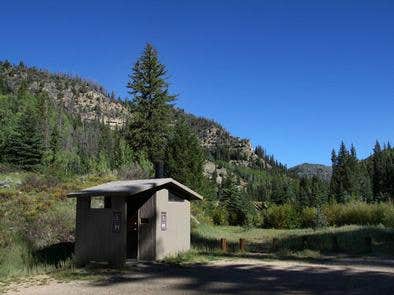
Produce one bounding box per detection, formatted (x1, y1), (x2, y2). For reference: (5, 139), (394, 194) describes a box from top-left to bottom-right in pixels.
(0, 44), (393, 229)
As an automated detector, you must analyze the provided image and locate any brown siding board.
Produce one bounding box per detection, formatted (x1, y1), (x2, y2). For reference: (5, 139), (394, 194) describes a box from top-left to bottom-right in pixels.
(75, 196), (126, 267)
(138, 194), (156, 260)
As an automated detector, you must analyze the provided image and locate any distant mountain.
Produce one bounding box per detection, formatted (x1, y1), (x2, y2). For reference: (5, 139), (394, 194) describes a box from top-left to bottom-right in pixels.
(290, 163), (332, 182)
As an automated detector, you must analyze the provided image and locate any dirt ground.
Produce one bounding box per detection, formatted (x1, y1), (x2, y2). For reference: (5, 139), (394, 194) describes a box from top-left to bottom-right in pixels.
(5, 257), (394, 295)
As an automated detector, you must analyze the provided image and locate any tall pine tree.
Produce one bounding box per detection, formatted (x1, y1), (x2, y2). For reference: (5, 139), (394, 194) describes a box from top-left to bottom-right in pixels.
(126, 43), (176, 162)
(3, 96), (43, 170)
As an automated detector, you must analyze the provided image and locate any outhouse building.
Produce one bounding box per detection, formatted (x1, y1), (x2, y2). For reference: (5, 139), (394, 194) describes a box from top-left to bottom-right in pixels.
(67, 178), (203, 267)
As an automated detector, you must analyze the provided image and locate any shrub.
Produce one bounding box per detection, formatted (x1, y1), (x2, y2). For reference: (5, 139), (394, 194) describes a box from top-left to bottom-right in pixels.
(383, 205), (394, 228)
(191, 200), (214, 226)
(25, 200), (75, 249)
(265, 203), (301, 229)
(20, 174), (59, 192)
(323, 202), (343, 226)
(95, 152), (111, 175)
(339, 202), (374, 225)
(212, 206), (229, 225)
(300, 207), (316, 228)
(48, 150), (83, 176)
(323, 201), (394, 227)
(262, 202), (394, 229)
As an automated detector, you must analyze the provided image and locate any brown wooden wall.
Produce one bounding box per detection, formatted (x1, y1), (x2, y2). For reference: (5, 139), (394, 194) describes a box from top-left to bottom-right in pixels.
(138, 194), (156, 260)
(74, 196), (127, 267)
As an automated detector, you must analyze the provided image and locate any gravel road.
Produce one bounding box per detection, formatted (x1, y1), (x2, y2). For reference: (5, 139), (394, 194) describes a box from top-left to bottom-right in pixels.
(6, 257), (394, 295)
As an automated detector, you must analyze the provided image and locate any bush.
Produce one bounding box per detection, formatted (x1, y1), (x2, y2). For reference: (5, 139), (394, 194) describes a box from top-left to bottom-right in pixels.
(323, 201), (393, 227)
(212, 206), (229, 225)
(265, 203), (301, 229)
(342, 202), (377, 225)
(20, 174), (60, 192)
(323, 202), (343, 226)
(262, 201), (394, 229)
(191, 200), (215, 226)
(383, 205), (394, 228)
(25, 201), (75, 249)
(300, 207), (316, 228)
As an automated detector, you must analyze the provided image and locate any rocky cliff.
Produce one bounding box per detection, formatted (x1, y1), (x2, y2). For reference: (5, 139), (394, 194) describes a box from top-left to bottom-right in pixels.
(289, 163), (332, 182)
(175, 110), (263, 166)
(0, 61), (265, 173)
(0, 61), (128, 127)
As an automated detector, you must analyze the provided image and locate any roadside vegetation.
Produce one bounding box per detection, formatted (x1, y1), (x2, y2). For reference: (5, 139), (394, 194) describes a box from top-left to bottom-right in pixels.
(0, 171), (117, 286)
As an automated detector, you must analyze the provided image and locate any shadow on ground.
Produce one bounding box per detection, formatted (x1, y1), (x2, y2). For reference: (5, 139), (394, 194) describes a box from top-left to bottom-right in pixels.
(81, 259), (394, 295)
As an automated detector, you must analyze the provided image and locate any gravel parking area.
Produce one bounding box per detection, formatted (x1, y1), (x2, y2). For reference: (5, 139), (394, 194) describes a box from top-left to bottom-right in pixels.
(6, 257), (394, 295)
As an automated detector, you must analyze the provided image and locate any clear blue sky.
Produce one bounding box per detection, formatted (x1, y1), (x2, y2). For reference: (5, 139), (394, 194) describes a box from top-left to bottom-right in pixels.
(1, 0), (393, 167)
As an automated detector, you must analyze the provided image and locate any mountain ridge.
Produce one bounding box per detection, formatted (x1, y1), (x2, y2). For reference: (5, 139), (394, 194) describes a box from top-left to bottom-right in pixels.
(0, 60), (270, 170)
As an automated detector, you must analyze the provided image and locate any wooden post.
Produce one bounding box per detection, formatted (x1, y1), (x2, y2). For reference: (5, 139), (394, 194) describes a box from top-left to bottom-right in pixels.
(239, 238), (245, 252)
(332, 235), (339, 252)
(365, 236), (372, 253)
(272, 238), (278, 251)
(220, 238), (227, 252)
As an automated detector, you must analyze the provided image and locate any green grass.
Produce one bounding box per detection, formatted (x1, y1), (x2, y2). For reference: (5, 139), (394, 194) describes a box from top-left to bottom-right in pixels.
(191, 223), (394, 255)
(162, 224), (394, 266)
(193, 223), (320, 243)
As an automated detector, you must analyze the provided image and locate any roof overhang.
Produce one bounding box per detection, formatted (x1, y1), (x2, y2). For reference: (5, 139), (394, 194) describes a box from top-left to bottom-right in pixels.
(67, 178), (203, 201)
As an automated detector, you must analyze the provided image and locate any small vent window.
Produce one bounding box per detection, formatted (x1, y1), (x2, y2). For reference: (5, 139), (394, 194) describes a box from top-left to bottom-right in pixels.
(90, 196), (111, 209)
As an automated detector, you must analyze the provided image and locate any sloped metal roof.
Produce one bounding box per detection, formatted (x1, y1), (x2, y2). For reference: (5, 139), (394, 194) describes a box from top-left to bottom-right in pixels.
(67, 178), (203, 200)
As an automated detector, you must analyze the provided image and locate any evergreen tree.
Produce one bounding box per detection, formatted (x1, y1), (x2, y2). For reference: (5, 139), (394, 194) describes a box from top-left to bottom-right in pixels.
(219, 177), (256, 226)
(372, 141), (385, 200)
(165, 122), (205, 191)
(114, 135), (134, 169)
(3, 98), (43, 170)
(330, 142), (356, 201)
(371, 141), (394, 201)
(125, 43), (176, 162)
(357, 161), (373, 202)
(298, 177), (311, 207)
(330, 149), (339, 200)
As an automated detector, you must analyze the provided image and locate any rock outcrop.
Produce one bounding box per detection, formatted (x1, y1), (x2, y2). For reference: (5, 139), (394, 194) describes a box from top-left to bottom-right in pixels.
(289, 163), (332, 182)
(0, 61), (128, 127)
(177, 110), (265, 168)
(0, 61), (268, 171)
